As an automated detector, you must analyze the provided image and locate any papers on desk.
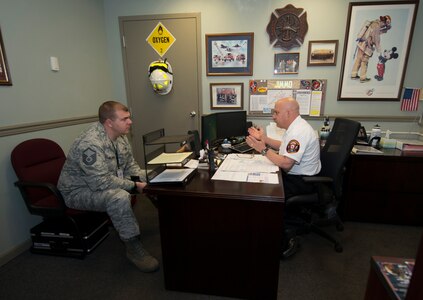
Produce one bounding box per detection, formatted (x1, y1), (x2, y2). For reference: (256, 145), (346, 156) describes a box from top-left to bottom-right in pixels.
(352, 145), (383, 155)
(211, 154), (279, 184)
(147, 152), (192, 165)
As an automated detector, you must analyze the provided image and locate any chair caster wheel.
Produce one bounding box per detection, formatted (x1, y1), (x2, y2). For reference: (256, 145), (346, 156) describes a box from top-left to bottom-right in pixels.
(335, 244), (343, 253)
(281, 236), (299, 259)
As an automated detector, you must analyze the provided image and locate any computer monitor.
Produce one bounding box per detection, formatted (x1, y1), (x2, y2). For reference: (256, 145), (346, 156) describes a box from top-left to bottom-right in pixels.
(201, 111), (247, 148)
(216, 111), (247, 140)
(201, 113), (217, 148)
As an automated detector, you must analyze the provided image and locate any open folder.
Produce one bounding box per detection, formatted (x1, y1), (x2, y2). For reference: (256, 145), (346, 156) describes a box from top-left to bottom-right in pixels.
(149, 168), (196, 185)
(147, 152), (192, 165)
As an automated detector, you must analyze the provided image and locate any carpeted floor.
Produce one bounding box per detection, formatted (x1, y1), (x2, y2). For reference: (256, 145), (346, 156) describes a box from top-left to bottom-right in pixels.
(0, 195), (421, 300)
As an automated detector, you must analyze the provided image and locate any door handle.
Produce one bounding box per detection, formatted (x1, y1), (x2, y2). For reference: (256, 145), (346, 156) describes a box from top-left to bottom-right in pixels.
(190, 111), (196, 117)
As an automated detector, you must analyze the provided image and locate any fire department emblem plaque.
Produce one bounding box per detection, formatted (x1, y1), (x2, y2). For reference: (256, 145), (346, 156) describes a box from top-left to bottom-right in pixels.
(266, 4), (308, 50)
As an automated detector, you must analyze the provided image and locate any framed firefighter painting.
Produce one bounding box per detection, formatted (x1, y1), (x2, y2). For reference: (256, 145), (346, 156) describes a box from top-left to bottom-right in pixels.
(0, 27), (12, 86)
(206, 32), (254, 76)
(338, 1), (417, 101)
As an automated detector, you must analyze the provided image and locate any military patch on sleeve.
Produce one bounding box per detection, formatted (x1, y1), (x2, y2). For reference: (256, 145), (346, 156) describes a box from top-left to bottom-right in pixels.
(286, 140), (300, 153)
(82, 148), (97, 165)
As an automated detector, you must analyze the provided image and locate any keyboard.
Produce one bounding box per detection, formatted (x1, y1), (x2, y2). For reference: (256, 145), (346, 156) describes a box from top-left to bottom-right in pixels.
(230, 142), (253, 153)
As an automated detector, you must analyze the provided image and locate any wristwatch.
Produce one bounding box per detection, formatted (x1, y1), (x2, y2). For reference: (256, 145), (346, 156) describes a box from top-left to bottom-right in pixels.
(261, 147), (269, 156)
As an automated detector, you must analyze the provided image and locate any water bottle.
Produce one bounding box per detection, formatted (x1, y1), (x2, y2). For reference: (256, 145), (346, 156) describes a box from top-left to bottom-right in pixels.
(319, 117), (330, 147)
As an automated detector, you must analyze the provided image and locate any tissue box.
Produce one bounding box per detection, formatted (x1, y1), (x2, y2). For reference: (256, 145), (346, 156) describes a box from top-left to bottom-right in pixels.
(380, 138), (397, 149)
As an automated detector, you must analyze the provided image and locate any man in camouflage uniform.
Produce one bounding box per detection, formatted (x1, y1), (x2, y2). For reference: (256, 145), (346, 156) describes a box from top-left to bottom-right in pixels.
(58, 101), (159, 272)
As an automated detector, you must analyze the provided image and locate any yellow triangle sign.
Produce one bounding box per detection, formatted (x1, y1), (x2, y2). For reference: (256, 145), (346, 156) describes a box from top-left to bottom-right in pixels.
(146, 22), (176, 57)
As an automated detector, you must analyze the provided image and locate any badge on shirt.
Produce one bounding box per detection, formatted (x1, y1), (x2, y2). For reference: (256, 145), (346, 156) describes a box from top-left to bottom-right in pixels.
(286, 140), (300, 153)
(82, 148), (96, 165)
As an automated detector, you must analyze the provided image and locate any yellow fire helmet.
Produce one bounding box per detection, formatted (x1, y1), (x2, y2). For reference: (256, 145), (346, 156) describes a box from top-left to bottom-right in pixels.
(148, 59), (173, 95)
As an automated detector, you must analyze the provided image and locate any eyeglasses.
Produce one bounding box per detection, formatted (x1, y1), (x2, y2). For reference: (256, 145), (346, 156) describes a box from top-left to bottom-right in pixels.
(236, 153), (254, 159)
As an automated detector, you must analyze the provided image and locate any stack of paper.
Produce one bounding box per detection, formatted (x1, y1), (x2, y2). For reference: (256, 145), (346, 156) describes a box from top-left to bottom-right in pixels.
(211, 153), (279, 184)
(148, 152), (192, 165)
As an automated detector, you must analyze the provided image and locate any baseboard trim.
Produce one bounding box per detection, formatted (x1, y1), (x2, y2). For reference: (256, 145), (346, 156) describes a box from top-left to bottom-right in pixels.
(0, 239), (32, 267)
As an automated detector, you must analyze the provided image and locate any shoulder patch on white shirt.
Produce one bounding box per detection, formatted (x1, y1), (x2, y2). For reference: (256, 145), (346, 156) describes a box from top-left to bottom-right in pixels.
(286, 140), (300, 153)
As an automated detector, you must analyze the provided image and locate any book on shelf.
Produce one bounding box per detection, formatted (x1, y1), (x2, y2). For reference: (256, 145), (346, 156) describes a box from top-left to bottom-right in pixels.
(377, 261), (414, 300)
(352, 145), (383, 155)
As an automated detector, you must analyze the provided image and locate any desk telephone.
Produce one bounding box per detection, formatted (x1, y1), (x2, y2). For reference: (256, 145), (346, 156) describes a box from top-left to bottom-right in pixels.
(356, 126), (381, 148)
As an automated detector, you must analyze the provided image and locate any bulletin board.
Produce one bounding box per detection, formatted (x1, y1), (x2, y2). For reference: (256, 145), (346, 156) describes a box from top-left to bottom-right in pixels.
(248, 79), (327, 116)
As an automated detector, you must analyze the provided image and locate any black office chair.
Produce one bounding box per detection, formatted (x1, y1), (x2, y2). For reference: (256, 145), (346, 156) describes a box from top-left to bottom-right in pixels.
(283, 118), (361, 257)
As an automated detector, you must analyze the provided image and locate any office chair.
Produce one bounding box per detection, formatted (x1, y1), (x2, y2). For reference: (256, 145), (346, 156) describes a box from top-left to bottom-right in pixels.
(283, 118), (361, 257)
(11, 138), (110, 258)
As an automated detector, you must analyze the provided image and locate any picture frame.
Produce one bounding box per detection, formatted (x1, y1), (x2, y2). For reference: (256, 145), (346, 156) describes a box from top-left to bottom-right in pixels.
(210, 83), (244, 110)
(274, 53), (299, 74)
(206, 32), (254, 76)
(307, 40), (338, 66)
(338, 1), (418, 101)
(0, 27), (12, 86)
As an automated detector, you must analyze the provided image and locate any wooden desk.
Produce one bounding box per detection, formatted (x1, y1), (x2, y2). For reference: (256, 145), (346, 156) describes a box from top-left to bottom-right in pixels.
(144, 169), (285, 300)
(343, 149), (423, 226)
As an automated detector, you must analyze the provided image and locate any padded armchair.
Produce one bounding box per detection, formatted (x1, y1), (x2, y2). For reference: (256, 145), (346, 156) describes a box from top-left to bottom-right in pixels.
(11, 138), (109, 258)
(283, 118), (361, 256)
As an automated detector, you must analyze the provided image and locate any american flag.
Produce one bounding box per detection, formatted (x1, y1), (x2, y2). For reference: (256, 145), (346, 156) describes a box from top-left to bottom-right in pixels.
(400, 88), (420, 111)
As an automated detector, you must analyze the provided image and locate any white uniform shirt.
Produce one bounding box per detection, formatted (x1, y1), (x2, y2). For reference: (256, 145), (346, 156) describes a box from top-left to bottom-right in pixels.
(278, 116), (321, 175)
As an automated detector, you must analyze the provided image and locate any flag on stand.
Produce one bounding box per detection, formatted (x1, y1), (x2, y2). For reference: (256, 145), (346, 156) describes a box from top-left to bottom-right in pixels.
(400, 88), (420, 111)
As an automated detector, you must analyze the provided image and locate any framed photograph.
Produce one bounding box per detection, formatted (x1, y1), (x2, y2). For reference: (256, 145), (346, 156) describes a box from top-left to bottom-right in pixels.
(0, 27), (12, 86)
(210, 83), (244, 110)
(274, 53), (299, 74)
(338, 1), (418, 101)
(206, 32), (254, 76)
(307, 40), (338, 66)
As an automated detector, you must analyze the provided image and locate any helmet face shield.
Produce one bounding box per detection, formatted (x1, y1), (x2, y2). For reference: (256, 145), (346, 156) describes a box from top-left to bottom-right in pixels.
(148, 60), (173, 95)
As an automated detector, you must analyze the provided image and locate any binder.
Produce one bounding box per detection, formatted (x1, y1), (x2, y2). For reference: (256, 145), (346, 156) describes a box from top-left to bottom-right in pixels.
(148, 168), (197, 185)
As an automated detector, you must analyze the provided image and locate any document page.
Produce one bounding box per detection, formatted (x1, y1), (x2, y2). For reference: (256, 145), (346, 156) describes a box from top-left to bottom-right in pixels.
(212, 154), (279, 184)
(148, 152), (193, 164)
(217, 154), (279, 173)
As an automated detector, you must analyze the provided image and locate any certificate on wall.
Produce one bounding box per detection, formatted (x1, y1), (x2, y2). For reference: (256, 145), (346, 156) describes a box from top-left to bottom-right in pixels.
(310, 91), (323, 116)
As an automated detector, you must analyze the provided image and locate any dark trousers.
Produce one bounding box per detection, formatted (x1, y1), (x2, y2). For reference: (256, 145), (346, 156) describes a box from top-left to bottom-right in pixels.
(282, 172), (316, 199)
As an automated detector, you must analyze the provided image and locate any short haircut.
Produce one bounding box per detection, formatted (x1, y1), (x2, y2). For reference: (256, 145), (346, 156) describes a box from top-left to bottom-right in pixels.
(98, 101), (129, 124)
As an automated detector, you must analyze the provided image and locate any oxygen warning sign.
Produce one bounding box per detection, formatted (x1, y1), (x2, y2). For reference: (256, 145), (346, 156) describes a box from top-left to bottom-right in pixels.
(146, 22), (176, 57)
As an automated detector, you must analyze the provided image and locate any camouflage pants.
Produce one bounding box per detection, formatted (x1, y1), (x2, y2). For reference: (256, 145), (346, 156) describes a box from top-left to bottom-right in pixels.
(62, 188), (139, 240)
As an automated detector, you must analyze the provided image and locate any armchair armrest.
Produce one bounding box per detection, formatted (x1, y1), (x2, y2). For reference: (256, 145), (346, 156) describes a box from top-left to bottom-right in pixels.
(14, 180), (67, 215)
(302, 176), (333, 184)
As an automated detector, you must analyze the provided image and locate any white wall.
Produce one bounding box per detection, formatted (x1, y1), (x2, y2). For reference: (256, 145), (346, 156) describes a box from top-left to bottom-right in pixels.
(104, 0), (423, 132)
(0, 0), (113, 262)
